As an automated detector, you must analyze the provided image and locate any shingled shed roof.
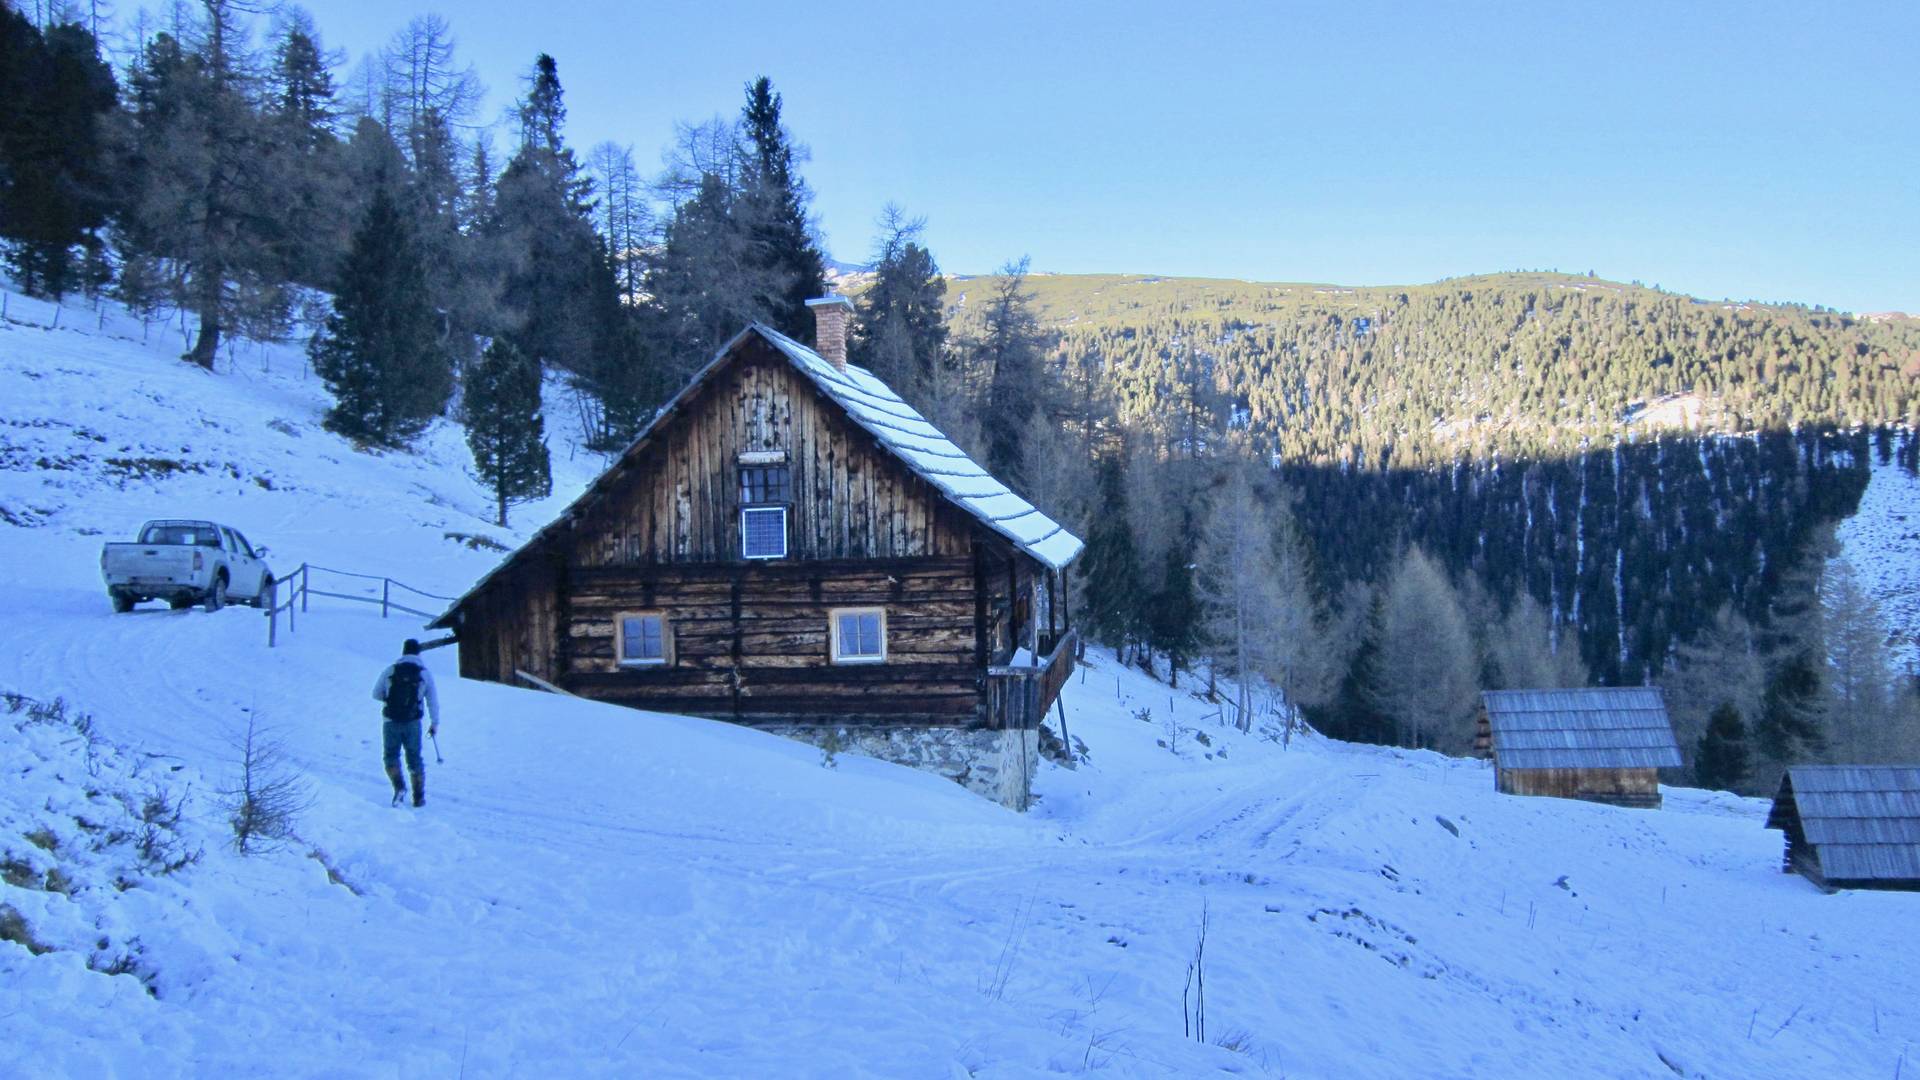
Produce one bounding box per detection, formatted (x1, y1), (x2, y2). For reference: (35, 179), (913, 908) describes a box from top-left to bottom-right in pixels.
(1481, 688), (1683, 770)
(1766, 766), (1920, 883)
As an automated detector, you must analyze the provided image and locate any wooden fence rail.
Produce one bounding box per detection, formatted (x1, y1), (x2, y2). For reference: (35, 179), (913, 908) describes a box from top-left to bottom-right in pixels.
(265, 563), (455, 647)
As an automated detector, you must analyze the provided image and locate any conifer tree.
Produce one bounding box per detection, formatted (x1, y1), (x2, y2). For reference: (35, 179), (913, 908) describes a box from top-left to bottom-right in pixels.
(1693, 703), (1752, 792)
(311, 183), (446, 447)
(119, 6), (292, 366)
(463, 338), (551, 526)
(263, 16), (346, 288)
(851, 204), (948, 404)
(1149, 532), (1200, 688)
(976, 257), (1049, 494)
(0, 11), (118, 297)
(738, 76), (826, 340)
(1078, 452), (1142, 650)
(492, 53), (599, 375)
(647, 170), (773, 368)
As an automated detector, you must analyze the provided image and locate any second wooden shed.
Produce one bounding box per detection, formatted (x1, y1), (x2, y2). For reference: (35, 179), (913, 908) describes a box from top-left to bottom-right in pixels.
(1478, 688), (1682, 808)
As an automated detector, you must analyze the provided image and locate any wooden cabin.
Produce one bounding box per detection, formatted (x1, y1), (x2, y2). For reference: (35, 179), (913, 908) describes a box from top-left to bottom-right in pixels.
(1765, 766), (1920, 891)
(429, 297), (1083, 809)
(1477, 688), (1682, 808)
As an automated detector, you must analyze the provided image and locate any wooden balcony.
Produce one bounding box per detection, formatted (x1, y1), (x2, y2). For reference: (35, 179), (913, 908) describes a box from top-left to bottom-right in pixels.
(985, 630), (1076, 730)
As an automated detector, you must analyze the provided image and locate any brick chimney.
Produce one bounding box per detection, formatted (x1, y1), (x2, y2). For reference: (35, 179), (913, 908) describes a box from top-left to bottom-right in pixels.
(805, 295), (854, 372)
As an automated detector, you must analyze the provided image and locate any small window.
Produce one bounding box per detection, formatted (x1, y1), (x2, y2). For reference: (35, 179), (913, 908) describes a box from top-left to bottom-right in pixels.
(740, 464), (791, 559)
(617, 612), (669, 666)
(741, 506), (788, 559)
(739, 464), (790, 505)
(831, 607), (886, 664)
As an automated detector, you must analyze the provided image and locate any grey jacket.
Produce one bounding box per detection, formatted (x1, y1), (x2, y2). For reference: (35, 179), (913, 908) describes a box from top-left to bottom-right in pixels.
(373, 655), (441, 726)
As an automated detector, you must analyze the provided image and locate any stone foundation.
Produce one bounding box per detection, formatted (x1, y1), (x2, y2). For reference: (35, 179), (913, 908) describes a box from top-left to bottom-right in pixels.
(766, 725), (1038, 810)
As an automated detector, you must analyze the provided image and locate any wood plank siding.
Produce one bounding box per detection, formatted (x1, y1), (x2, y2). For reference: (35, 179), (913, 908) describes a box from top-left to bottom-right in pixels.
(451, 335), (1050, 728)
(570, 340), (976, 566)
(1496, 766), (1662, 808)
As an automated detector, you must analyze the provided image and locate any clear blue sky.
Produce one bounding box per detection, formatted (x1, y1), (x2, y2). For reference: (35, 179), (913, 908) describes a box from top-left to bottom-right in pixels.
(294, 0), (1919, 312)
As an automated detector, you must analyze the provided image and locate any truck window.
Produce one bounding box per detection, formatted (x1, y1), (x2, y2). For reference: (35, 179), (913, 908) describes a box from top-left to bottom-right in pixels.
(231, 530), (255, 557)
(140, 523), (220, 547)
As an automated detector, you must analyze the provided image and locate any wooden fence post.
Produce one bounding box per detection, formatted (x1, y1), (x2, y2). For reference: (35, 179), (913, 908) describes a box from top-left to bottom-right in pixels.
(300, 565), (309, 613)
(266, 578), (277, 647)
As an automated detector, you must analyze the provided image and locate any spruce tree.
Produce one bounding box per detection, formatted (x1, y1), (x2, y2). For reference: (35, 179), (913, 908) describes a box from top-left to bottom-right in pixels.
(0, 13), (118, 297)
(1149, 534), (1200, 688)
(1694, 703), (1752, 792)
(647, 170), (772, 367)
(492, 53), (599, 375)
(263, 19), (346, 289)
(311, 184), (446, 447)
(738, 76), (826, 340)
(1078, 452), (1142, 649)
(976, 258), (1049, 494)
(463, 338), (551, 526)
(851, 205), (948, 403)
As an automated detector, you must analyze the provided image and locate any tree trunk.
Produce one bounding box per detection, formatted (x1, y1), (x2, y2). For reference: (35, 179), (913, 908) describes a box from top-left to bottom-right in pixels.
(187, 305), (222, 369)
(496, 486), (509, 528)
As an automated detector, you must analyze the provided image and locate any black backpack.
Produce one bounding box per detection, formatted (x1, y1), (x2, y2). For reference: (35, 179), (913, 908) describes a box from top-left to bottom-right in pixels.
(382, 663), (424, 722)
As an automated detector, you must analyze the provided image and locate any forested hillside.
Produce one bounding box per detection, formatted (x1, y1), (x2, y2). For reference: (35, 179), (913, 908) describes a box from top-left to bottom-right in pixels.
(927, 271), (1920, 794)
(948, 271), (1920, 466)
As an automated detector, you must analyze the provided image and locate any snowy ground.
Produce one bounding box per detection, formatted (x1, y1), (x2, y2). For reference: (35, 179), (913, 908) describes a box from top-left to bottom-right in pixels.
(1835, 452), (1920, 670)
(2, 288), (1917, 1078)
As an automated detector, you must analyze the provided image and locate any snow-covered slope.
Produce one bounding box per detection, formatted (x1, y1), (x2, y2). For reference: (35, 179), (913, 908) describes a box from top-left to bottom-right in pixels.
(3, 289), (1917, 1079)
(1835, 452), (1920, 666)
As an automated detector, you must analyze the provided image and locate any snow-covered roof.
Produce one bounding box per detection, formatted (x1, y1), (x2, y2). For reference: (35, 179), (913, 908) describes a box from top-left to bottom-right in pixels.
(1767, 766), (1920, 882)
(750, 324), (1083, 571)
(1481, 688), (1683, 771)
(432, 324), (1080, 628)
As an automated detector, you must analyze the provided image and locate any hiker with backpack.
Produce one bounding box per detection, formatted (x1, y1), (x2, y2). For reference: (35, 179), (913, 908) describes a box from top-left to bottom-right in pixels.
(373, 639), (441, 807)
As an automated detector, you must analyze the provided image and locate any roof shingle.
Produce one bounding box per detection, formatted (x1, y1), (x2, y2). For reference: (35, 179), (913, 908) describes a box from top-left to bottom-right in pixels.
(1481, 688), (1683, 770)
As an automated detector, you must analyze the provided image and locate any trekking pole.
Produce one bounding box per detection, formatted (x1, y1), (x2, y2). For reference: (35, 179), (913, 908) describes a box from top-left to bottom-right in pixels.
(431, 730), (445, 764)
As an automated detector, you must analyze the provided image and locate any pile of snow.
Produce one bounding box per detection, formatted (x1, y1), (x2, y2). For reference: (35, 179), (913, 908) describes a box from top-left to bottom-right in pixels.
(3, 286), (1917, 1077)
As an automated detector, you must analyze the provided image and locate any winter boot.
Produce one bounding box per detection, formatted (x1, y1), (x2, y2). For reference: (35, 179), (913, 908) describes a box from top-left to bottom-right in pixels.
(386, 765), (406, 807)
(410, 769), (425, 808)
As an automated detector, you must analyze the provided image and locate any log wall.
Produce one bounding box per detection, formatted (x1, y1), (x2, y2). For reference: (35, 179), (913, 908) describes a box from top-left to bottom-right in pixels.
(454, 554), (561, 685)
(1496, 765), (1663, 808)
(558, 556), (988, 726)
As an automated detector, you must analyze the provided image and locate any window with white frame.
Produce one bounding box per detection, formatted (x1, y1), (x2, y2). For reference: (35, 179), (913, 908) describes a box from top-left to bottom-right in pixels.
(739, 463), (790, 559)
(831, 607), (886, 664)
(617, 612), (669, 665)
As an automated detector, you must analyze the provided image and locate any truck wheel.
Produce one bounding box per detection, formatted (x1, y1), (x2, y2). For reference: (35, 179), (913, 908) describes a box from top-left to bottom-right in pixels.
(251, 576), (274, 609)
(204, 574), (227, 613)
(110, 591), (133, 614)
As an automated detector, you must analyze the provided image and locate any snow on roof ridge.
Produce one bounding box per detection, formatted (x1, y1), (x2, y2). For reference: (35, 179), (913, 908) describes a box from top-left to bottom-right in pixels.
(754, 325), (1084, 571)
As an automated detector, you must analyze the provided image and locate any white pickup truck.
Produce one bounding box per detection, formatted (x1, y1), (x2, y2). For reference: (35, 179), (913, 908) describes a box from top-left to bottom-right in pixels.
(100, 520), (275, 613)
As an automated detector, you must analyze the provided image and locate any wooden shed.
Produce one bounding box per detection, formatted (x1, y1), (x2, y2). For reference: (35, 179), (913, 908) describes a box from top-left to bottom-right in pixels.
(1764, 766), (1920, 891)
(430, 298), (1083, 809)
(1477, 688), (1682, 808)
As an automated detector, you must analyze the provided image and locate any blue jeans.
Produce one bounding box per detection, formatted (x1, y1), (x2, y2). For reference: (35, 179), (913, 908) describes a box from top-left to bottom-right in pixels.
(383, 720), (424, 774)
